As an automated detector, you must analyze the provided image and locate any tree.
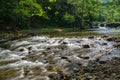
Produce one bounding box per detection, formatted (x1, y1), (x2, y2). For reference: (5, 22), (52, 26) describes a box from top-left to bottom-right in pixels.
(97, 0), (120, 23)
(0, 0), (120, 31)
(0, 0), (44, 30)
(67, 0), (101, 29)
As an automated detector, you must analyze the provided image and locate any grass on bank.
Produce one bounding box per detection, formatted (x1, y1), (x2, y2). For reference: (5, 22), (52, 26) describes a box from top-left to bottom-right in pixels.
(1, 27), (120, 39)
(21, 27), (101, 37)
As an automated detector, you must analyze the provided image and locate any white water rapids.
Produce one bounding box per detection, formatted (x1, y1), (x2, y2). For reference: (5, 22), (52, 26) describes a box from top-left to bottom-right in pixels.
(0, 36), (120, 80)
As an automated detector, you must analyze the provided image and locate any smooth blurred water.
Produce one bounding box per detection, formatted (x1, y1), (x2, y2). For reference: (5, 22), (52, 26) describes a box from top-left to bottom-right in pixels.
(92, 26), (120, 34)
(0, 36), (120, 80)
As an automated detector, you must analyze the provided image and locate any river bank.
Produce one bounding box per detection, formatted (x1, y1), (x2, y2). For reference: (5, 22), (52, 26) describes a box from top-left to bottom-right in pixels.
(1, 27), (119, 40)
(0, 28), (99, 41)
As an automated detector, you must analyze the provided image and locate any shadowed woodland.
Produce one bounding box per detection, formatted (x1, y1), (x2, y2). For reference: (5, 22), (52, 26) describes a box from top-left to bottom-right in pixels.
(0, 0), (120, 32)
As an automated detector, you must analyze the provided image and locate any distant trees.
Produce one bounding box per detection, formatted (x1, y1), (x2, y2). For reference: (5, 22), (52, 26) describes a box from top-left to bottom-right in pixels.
(0, 0), (43, 30)
(0, 0), (120, 31)
(37, 0), (75, 27)
(67, 0), (101, 29)
(98, 0), (120, 22)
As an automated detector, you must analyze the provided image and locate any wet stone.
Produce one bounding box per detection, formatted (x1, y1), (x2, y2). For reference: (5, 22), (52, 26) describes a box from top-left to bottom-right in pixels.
(107, 37), (113, 41)
(115, 40), (120, 42)
(0, 68), (19, 80)
(99, 60), (107, 64)
(102, 43), (107, 45)
(88, 36), (94, 39)
(48, 73), (60, 80)
(19, 48), (24, 52)
(0, 59), (18, 66)
(106, 37), (117, 41)
(62, 42), (68, 44)
(82, 44), (90, 48)
(42, 51), (50, 56)
(61, 56), (68, 59)
(46, 57), (54, 63)
(28, 51), (31, 54)
(46, 65), (60, 72)
(76, 41), (81, 43)
(76, 49), (91, 54)
(65, 62), (81, 71)
(79, 56), (90, 59)
(112, 56), (120, 60)
(28, 46), (32, 50)
(46, 47), (51, 50)
(54, 45), (67, 50)
(113, 43), (120, 48)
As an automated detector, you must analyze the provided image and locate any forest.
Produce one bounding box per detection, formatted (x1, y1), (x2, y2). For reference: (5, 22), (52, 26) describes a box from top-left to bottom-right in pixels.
(0, 0), (120, 31)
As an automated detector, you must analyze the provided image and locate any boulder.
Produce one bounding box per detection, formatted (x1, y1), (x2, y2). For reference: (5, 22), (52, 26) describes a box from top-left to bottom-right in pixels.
(113, 43), (120, 48)
(82, 44), (90, 48)
(88, 36), (94, 39)
(106, 37), (113, 41)
(61, 56), (68, 59)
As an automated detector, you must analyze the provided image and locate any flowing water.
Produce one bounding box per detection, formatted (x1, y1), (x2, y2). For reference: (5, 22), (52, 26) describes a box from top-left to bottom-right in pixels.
(0, 36), (120, 80)
(92, 24), (120, 34)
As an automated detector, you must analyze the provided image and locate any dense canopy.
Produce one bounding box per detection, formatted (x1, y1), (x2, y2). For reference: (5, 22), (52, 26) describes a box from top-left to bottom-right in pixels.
(0, 0), (120, 31)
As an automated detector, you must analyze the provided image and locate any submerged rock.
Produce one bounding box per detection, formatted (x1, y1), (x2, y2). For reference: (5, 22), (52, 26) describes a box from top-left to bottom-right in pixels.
(62, 42), (68, 44)
(79, 55), (90, 59)
(113, 43), (120, 48)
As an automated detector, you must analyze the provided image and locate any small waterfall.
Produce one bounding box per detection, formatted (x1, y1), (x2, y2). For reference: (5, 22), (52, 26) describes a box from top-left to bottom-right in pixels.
(98, 23), (108, 30)
(95, 23), (120, 34)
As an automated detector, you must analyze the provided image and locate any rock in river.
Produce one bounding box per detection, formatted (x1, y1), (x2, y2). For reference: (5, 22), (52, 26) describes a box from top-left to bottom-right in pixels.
(113, 42), (120, 48)
(88, 36), (94, 39)
(82, 44), (90, 48)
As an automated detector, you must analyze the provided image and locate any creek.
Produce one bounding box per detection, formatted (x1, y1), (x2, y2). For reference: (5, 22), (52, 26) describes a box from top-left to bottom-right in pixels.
(0, 36), (120, 80)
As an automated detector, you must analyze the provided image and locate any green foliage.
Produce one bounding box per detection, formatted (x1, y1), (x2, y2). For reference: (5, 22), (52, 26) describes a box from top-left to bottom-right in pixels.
(0, 0), (120, 31)
(0, 0), (44, 29)
(19, 0), (43, 16)
(63, 12), (75, 23)
(49, 0), (56, 3)
(98, 0), (120, 22)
